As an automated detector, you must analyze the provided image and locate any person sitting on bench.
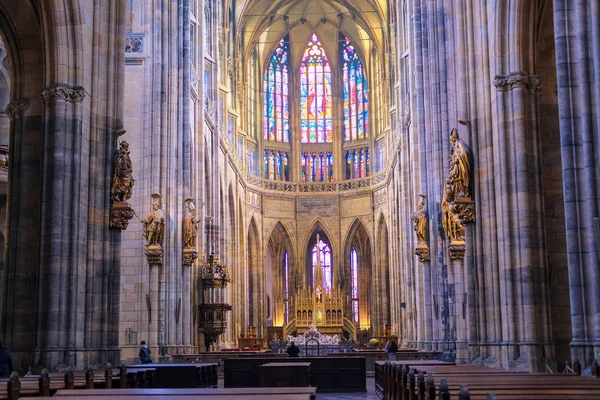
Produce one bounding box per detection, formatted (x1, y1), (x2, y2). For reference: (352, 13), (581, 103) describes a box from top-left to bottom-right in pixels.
(286, 341), (301, 357)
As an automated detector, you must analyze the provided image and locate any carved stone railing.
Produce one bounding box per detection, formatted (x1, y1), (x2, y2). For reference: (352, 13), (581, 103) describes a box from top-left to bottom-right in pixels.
(219, 131), (394, 195)
(125, 33), (145, 54)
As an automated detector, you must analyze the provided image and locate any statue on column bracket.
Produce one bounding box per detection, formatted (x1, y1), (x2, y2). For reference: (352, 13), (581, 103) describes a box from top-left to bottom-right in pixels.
(144, 193), (165, 264)
(412, 194), (430, 262)
(183, 197), (199, 265)
(109, 135), (135, 230)
(442, 180), (466, 260)
(449, 128), (472, 200)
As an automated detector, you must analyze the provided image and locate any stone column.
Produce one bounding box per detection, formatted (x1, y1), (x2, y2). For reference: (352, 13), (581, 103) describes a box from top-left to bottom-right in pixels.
(554, 0), (600, 367)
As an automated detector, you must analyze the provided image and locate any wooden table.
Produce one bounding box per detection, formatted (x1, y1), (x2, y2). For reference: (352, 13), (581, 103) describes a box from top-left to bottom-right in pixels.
(259, 362), (311, 388)
(52, 387), (317, 399)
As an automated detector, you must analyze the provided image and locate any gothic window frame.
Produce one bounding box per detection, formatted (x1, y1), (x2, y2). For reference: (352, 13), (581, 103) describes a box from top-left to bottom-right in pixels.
(311, 238), (332, 291)
(300, 33), (333, 144)
(350, 246), (359, 323)
(341, 33), (369, 142)
(264, 35), (291, 143)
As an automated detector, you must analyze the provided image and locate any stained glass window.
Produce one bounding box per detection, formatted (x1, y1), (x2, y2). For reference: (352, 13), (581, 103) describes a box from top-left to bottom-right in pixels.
(341, 34), (369, 141)
(301, 152), (334, 182)
(264, 149), (290, 181)
(345, 148), (370, 179)
(264, 36), (290, 142)
(300, 34), (332, 143)
(312, 239), (332, 291)
(351, 247), (359, 323)
(284, 251), (289, 324)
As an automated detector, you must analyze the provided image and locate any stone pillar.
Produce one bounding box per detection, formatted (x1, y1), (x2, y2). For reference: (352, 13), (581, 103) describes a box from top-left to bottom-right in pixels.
(554, 0), (600, 367)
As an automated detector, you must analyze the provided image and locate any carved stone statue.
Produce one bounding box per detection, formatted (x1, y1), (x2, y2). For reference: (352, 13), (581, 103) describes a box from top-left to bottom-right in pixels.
(412, 195), (427, 245)
(441, 180), (465, 241)
(184, 198), (198, 249)
(110, 141), (135, 202)
(449, 129), (472, 199)
(143, 194), (165, 247)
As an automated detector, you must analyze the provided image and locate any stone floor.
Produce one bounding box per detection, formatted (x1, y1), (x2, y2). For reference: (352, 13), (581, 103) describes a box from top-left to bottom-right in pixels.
(217, 376), (379, 399)
(315, 377), (378, 399)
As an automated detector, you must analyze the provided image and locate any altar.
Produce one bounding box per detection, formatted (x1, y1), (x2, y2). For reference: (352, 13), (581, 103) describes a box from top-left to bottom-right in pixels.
(282, 234), (357, 341)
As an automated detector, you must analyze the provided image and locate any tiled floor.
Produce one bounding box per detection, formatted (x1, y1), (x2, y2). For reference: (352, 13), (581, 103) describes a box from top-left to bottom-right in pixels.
(315, 377), (378, 399)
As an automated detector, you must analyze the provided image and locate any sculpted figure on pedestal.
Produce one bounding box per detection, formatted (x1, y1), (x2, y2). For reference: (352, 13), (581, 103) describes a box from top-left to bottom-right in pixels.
(441, 180), (465, 241)
(143, 195), (165, 247)
(184, 198), (199, 249)
(449, 129), (472, 199)
(110, 141), (135, 202)
(412, 195), (427, 245)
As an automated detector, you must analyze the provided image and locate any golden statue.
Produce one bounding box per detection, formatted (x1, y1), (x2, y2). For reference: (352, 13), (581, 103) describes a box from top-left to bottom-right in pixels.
(184, 198), (198, 249)
(411, 195), (427, 245)
(143, 194), (165, 247)
(449, 129), (471, 199)
(110, 141), (134, 202)
(441, 180), (465, 241)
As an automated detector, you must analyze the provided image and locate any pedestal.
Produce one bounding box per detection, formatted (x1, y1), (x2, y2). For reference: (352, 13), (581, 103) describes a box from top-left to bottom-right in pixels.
(145, 245), (163, 265)
(109, 201), (134, 229)
(449, 240), (466, 260)
(182, 248), (198, 265)
(415, 243), (430, 262)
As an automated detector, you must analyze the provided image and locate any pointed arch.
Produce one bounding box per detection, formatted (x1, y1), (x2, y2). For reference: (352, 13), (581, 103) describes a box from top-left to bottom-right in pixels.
(300, 32), (332, 144)
(374, 213), (391, 336)
(342, 218), (372, 329)
(266, 221), (295, 326)
(247, 216), (263, 335)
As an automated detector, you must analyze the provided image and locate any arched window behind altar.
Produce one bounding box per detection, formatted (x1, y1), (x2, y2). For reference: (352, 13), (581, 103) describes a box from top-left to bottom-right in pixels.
(264, 35), (290, 142)
(312, 239), (332, 290)
(340, 34), (368, 141)
(351, 247), (359, 323)
(284, 251), (289, 324)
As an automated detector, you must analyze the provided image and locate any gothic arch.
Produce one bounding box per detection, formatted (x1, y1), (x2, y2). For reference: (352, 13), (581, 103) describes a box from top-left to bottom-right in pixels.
(266, 221), (295, 326)
(374, 214), (391, 336)
(247, 216), (264, 335)
(342, 218), (371, 328)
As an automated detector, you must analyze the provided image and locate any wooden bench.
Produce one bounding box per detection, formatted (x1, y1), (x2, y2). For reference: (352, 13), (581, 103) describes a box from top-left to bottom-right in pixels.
(224, 356), (366, 392)
(377, 360), (600, 400)
(53, 387), (316, 399)
(125, 363), (217, 388)
(259, 362), (311, 388)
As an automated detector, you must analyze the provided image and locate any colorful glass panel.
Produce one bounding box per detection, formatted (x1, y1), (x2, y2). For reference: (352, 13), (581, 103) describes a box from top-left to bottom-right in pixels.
(312, 239), (332, 290)
(300, 34), (332, 143)
(351, 247), (359, 323)
(341, 35), (369, 142)
(264, 36), (290, 142)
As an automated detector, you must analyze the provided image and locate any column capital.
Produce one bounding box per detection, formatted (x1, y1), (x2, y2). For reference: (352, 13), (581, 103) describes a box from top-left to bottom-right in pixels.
(493, 72), (542, 92)
(40, 84), (86, 104)
(5, 98), (30, 119)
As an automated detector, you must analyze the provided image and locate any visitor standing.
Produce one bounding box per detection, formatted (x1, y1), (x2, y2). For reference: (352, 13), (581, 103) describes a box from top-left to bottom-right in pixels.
(384, 340), (398, 361)
(286, 341), (301, 357)
(139, 341), (154, 364)
(0, 342), (13, 378)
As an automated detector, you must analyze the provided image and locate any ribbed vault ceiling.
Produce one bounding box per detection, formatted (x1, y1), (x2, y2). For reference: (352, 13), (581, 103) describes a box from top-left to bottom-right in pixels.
(236, 0), (388, 67)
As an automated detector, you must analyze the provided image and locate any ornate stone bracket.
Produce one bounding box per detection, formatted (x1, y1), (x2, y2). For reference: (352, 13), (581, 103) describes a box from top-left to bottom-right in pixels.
(415, 244), (431, 263)
(183, 248), (198, 266)
(449, 240), (466, 260)
(493, 72), (542, 93)
(40, 84), (86, 104)
(452, 198), (476, 225)
(145, 245), (163, 265)
(5, 98), (30, 119)
(109, 201), (135, 230)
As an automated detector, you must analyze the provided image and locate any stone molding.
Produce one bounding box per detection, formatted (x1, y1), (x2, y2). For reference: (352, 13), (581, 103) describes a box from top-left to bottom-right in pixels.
(109, 202), (135, 230)
(41, 84), (85, 104)
(145, 245), (164, 265)
(182, 249), (198, 266)
(415, 245), (431, 263)
(5, 98), (30, 119)
(493, 72), (542, 92)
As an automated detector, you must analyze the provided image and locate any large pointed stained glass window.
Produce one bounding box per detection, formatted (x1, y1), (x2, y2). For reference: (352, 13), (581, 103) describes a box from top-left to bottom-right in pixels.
(264, 35), (290, 142)
(341, 34), (369, 141)
(300, 34), (332, 143)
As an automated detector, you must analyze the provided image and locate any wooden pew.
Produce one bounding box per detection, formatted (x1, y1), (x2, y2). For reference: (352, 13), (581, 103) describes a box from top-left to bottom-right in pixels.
(53, 387), (317, 398)
(386, 362), (600, 400)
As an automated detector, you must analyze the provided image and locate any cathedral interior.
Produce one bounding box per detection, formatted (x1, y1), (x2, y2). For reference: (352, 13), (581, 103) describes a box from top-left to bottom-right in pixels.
(0, 0), (598, 378)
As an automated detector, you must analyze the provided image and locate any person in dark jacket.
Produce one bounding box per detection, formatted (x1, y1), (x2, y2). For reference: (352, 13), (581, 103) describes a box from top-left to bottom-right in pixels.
(0, 342), (13, 378)
(384, 340), (398, 360)
(286, 341), (301, 357)
(139, 341), (154, 364)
